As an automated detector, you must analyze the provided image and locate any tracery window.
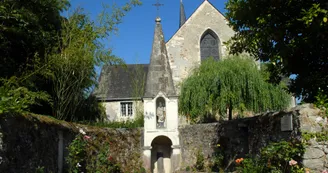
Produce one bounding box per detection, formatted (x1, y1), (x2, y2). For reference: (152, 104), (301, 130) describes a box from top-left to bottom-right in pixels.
(200, 30), (220, 61)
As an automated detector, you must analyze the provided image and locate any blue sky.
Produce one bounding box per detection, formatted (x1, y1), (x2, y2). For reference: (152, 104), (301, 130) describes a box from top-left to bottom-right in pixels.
(69, 0), (228, 65)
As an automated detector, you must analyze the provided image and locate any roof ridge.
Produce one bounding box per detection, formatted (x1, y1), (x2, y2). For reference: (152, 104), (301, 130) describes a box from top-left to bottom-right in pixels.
(166, 0), (228, 44)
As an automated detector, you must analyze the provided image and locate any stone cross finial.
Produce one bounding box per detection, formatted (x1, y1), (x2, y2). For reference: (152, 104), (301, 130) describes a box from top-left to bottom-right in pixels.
(153, 0), (164, 17)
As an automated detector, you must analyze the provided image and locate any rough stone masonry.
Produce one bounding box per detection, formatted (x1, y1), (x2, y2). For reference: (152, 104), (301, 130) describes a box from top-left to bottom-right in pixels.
(0, 104), (327, 172)
(178, 104), (328, 172)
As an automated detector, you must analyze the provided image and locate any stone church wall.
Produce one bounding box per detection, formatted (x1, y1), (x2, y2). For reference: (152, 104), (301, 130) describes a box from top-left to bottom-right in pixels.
(178, 104), (328, 172)
(166, 2), (235, 92)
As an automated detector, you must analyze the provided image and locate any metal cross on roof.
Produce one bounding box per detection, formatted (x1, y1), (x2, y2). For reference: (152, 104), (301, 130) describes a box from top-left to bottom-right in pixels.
(152, 0), (164, 17)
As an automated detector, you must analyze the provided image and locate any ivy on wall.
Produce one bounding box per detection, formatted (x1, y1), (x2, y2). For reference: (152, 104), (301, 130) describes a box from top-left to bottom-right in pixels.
(66, 129), (145, 173)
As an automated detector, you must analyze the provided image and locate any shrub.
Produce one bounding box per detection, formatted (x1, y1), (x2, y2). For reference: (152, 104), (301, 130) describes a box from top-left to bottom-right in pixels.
(236, 141), (305, 173)
(315, 87), (328, 117)
(194, 150), (205, 171)
(0, 77), (50, 114)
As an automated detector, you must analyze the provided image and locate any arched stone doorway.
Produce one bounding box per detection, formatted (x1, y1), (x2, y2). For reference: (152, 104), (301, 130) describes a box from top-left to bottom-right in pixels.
(151, 136), (172, 173)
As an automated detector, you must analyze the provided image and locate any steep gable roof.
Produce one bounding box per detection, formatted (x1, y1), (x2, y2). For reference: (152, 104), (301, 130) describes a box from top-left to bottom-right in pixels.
(93, 64), (148, 101)
(166, 0), (229, 44)
(144, 17), (176, 98)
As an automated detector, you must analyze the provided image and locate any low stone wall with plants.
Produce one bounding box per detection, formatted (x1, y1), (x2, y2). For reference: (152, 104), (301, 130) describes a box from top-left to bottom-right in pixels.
(0, 113), (144, 173)
(178, 104), (328, 172)
(299, 104), (328, 172)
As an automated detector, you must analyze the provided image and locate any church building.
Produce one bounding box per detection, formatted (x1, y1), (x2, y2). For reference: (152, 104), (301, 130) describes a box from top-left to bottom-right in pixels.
(93, 0), (234, 172)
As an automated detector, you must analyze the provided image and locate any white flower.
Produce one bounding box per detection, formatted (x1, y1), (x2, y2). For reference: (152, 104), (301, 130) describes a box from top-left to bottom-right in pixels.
(316, 117), (323, 123)
(79, 128), (86, 135)
(76, 163), (82, 167)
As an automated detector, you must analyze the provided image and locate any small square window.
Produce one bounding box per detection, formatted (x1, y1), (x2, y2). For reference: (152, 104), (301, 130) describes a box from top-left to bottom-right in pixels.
(121, 102), (133, 117)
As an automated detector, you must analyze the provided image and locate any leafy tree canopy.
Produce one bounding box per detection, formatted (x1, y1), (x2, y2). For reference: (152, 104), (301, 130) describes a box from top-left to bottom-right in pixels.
(225, 0), (328, 102)
(0, 0), (142, 122)
(0, 0), (70, 78)
(178, 57), (291, 123)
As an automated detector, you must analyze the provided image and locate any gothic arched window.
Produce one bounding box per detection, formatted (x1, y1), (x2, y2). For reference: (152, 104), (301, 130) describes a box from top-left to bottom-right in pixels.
(200, 30), (220, 61)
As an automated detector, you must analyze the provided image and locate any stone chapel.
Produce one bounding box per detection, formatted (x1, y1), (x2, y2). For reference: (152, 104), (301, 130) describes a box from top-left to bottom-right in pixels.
(93, 0), (234, 172)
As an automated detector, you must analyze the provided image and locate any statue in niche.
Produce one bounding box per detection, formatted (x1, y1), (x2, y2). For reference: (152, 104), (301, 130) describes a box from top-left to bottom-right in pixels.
(156, 101), (166, 128)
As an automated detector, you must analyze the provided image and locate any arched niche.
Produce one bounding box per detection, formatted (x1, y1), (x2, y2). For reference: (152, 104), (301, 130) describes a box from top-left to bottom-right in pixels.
(156, 97), (166, 129)
(151, 135), (173, 173)
(200, 29), (221, 61)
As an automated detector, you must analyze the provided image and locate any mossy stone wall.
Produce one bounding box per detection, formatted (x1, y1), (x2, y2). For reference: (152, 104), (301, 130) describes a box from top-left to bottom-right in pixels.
(0, 113), (143, 173)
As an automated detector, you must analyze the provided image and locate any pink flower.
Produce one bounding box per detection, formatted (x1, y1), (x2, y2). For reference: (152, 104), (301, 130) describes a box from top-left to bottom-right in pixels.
(289, 159), (297, 166)
(322, 170), (328, 173)
(84, 135), (91, 140)
(108, 156), (113, 161)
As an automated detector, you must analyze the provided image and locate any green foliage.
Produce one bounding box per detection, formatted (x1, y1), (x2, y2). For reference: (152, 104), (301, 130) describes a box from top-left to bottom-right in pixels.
(67, 134), (121, 173)
(35, 166), (45, 173)
(236, 141), (305, 173)
(236, 158), (265, 173)
(185, 166), (191, 172)
(75, 95), (107, 122)
(194, 149), (205, 172)
(67, 130), (145, 173)
(0, 0), (69, 116)
(67, 135), (88, 173)
(0, 0), (142, 121)
(0, 0), (69, 78)
(302, 131), (328, 142)
(210, 144), (224, 172)
(91, 144), (121, 173)
(225, 0), (328, 102)
(179, 56), (291, 122)
(0, 77), (50, 114)
(314, 87), (328, 116)
(49, 2), (141, 120)
(86, 113), (144, 128)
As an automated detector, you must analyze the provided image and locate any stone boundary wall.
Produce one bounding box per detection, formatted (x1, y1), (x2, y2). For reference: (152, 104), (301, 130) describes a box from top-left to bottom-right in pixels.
(298, 104), (328, 172)
(0, 113), (143, 173)
(0, 104), (327, 173)
(178, 104), (328, 172)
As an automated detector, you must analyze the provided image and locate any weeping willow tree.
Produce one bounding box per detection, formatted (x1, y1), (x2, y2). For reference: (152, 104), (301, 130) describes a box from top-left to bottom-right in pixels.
(179, 56), (291, 123)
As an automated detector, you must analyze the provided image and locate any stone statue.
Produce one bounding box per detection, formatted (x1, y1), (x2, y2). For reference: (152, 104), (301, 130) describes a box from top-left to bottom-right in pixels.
(156, 102), (166, 128)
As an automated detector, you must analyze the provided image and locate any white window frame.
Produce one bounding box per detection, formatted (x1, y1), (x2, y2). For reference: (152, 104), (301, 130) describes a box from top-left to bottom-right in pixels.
(120, 102), (133, 117)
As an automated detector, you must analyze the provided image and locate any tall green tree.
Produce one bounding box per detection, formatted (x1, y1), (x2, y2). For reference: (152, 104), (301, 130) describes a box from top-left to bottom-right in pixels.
(0, 0), (69, 78)
(0, 0), (142, 120)
(49, 1), (142, 121)
(179, 57), (291, 123)
(225, 0), (328, 102)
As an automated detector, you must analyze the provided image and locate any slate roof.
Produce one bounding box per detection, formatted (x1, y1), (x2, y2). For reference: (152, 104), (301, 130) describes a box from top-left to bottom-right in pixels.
(179, 0), (187, 28)
(144, 18), (176, 98)
(93, 64), (148, 101)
